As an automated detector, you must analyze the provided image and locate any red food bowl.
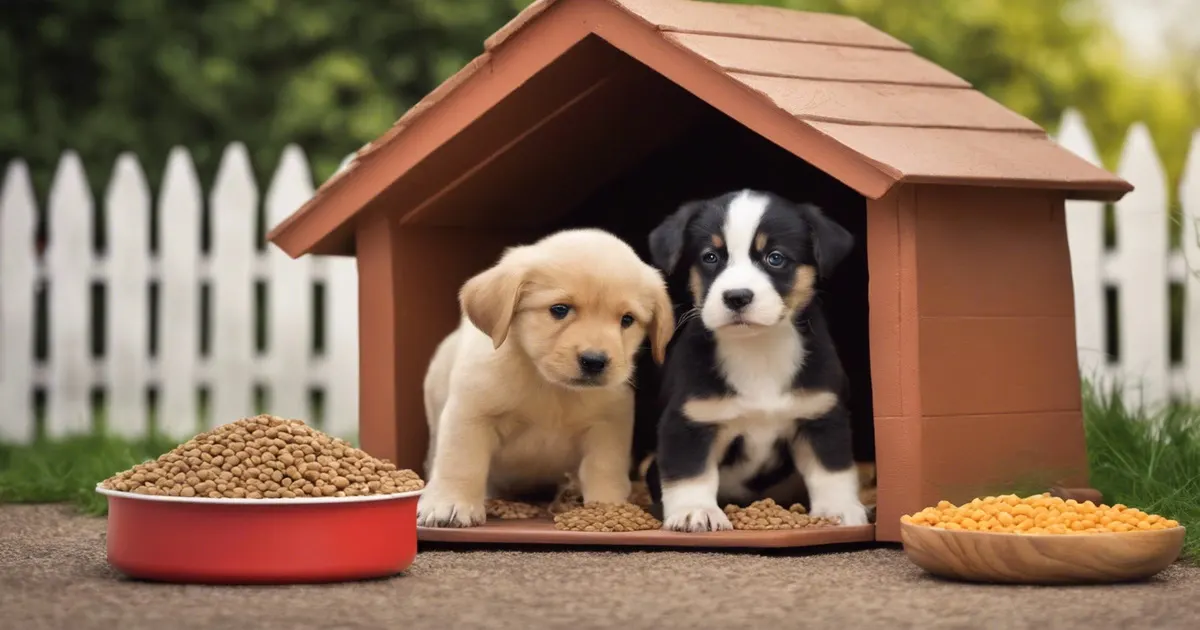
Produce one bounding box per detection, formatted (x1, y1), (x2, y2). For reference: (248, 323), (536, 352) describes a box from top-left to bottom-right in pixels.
(96, 486), (421, 584)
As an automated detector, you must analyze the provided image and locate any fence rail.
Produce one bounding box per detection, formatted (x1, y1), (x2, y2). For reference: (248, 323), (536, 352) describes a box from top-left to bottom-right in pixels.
(1, 108), (1197, 444)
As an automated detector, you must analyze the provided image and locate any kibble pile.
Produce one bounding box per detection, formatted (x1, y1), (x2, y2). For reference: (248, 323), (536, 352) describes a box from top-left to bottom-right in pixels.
(724, 498), (840, 530)
(554, 502), (662, 532)
(486, 499), (547, 519)
(901, 493), (1181, 534)
(100, 414), (424, 499)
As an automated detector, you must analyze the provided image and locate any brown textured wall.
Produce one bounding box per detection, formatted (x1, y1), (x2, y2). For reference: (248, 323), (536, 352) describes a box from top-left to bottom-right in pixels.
(872, 185), (1091, 542)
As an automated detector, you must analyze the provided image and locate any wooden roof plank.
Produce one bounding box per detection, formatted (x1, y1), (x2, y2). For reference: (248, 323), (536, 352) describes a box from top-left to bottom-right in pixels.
(667, 32), (969, 87)
(808, 121), (1132, 198)
(735, 74), (1043, 132)
(614, 0), (910, 49)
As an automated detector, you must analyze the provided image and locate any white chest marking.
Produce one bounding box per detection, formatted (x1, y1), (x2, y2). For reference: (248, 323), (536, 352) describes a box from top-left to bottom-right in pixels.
(715, 321), (805, 418)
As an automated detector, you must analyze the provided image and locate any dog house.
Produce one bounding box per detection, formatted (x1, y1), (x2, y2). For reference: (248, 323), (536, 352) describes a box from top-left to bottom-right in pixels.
(267, 0), (1132, 548)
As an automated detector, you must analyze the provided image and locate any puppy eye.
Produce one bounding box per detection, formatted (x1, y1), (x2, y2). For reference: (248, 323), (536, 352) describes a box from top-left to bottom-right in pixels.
(549, 304), (571, 320)
(620, 314), (635, 329)
(701, 251), (720, 265)
(765, 251), (787, 268)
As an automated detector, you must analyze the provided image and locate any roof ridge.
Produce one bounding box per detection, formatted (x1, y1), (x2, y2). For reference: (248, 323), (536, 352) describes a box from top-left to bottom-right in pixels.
(798, 117), (1051, 135)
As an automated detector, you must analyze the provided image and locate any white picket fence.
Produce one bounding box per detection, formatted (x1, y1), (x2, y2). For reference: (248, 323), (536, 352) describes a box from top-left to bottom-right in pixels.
(0, 143), (359, 443)
(1058, 110), (1200, 409)
(0, 108), (1196, 444)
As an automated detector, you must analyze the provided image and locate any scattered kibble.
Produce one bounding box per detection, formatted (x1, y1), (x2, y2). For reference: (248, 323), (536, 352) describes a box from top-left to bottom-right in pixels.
(901, 493), (1181, 534)
(723, 498), (840, 530)
(100, 414), (424, 499)
(486, 499), (547, 519)
(554, 502), (661, 532)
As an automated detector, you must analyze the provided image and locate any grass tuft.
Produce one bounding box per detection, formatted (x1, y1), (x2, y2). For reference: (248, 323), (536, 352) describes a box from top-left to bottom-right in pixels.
(0, 433), (181, 515)
(1082, 381), (1200, 559)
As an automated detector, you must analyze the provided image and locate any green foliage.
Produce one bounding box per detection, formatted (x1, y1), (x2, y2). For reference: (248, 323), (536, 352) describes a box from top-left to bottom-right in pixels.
(1082, 381), (1200, 560)
(0, 0), (530, 199)
(1, 0), (1197, 207)
(0, 433), (181, 515)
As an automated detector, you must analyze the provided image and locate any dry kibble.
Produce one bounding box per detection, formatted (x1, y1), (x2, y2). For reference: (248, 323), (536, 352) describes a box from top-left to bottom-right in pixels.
(100, 414), (424, 499)
(723, 499), (840, 530)
(486, 499), (547, 520)
(901, 493), (1181, 534)
(554, 502), (661, 532)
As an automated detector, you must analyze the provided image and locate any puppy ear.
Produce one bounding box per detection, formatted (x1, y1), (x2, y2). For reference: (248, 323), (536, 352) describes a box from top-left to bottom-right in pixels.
(646, 277), (676, 365)
(459, 253), (527, 349)
(648, 200), (704, 275)
(799, 203), (854, 279)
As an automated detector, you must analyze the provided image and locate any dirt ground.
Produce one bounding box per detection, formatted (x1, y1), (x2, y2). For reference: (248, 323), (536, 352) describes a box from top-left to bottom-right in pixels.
(3, 504), (1200, 630)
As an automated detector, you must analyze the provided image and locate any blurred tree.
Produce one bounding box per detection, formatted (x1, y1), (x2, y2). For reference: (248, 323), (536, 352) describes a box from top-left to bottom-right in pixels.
(1, 0), (1196, 208)
(0, 0), (529, 199)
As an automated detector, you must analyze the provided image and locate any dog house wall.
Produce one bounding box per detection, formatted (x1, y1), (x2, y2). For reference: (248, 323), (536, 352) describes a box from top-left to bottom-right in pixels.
(866, 184), (1091, 541)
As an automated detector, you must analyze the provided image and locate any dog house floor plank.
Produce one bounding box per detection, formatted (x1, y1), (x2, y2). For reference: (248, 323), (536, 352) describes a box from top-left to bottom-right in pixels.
(418, 519), (875, 548)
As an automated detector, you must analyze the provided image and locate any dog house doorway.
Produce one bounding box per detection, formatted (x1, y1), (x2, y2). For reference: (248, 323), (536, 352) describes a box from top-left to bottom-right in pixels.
(391, 40), (878, 547)
(550, 111), (876, 482)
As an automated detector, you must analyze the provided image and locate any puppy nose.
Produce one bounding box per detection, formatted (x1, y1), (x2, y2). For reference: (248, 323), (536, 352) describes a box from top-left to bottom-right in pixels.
(722, 289), (754, 311)
(578, 351), (609, 376)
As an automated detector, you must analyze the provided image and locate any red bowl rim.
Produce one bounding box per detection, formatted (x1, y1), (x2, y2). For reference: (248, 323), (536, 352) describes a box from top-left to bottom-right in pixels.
(95, 484), (423, 505)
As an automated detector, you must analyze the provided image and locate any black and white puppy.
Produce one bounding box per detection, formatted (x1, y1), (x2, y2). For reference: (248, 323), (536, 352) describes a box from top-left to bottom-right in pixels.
(645, 189), (868, 532)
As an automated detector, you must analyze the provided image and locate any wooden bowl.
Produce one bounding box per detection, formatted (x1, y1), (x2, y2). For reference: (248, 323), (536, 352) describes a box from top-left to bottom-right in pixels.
(97, 486), (421, 584)
(900, 521), (1186, 584)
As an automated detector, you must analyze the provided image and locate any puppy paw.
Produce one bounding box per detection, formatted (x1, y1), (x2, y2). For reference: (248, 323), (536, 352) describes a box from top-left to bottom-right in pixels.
(416, 493), (486, 528)
(663, 505), (733, 532)
(810, 497), (869, 527)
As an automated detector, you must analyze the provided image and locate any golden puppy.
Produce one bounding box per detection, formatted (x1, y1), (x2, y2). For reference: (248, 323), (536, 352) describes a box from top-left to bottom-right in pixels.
(417, 228), (674, 528)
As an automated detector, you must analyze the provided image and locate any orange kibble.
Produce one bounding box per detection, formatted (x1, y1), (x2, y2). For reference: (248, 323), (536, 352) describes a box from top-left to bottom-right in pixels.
(903, 496), (1178, 537)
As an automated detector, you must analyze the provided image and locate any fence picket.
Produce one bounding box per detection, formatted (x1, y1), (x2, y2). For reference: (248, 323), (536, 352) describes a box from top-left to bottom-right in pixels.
(264, 145), (314, 422)
(1114, 124), (1170, 408)
(1181, 131), (1200, 400)
(210, 143), (258, 428)
(158, 148), (203, 439)
(0, 161), (37, 443)
(104, 154), (152, 438)
(46, 152), (94, 437)
(326, 256), (359, 439)
(1056, 109), (1109, 389)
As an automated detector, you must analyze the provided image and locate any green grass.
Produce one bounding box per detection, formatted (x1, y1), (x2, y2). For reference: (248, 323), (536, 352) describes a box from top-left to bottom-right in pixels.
(2, 383), (1198, 559)
(0, 433), (181, 515)
(1081, 381), (1200, 559)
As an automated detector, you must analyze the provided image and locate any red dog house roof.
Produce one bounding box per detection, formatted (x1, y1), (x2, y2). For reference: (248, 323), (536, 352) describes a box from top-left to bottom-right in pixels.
(268, 0), (1131, 258)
